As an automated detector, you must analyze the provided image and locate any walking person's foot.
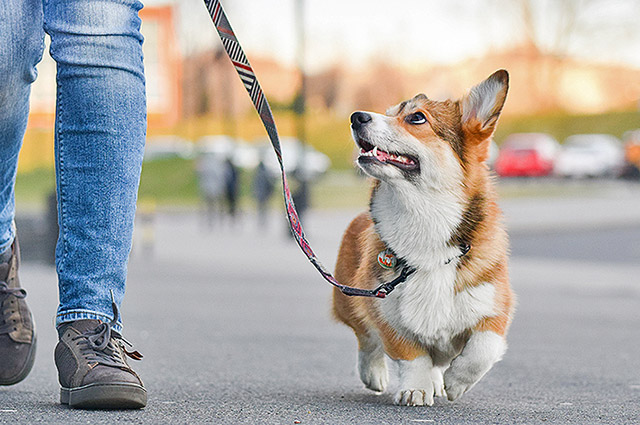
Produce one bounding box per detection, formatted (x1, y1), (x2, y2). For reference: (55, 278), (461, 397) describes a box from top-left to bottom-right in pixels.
(0, 237), (37, 386)
(55, 301), (146, 409)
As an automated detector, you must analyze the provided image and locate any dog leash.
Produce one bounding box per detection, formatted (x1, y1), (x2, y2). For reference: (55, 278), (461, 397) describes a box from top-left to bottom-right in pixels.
(201, 0), (421, 298)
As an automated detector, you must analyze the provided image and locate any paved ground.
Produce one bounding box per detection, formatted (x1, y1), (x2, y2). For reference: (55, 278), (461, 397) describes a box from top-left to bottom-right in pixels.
(1, 183), (640, 424)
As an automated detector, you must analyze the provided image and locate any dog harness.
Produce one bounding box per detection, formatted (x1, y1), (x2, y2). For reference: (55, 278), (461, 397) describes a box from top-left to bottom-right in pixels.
(202, 0), (469, 298)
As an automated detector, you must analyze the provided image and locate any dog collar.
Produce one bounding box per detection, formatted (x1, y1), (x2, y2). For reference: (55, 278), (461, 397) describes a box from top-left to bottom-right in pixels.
(371, 243), (470, 298)
(377, 243), (471, 271)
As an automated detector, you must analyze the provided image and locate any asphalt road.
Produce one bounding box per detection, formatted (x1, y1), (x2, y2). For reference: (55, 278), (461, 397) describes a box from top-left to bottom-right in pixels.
(1, 192), (639, 424)
(510, 225), (640, 264)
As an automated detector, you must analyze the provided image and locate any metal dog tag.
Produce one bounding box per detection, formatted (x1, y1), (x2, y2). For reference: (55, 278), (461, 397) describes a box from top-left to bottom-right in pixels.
(377, 249), (397, 270)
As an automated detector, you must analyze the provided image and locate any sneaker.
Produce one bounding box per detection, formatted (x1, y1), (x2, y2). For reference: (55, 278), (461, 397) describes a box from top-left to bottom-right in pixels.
(55, 302), (146, 409)
(0, 238), (37, 386)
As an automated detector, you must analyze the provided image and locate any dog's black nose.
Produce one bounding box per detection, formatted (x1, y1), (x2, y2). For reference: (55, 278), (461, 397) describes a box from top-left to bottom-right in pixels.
(350, 111), (372, 130)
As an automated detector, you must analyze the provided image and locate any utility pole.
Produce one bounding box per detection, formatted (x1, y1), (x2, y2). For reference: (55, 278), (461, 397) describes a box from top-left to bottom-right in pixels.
(293, 0), (309, 217)
(294, 0), (307, 144)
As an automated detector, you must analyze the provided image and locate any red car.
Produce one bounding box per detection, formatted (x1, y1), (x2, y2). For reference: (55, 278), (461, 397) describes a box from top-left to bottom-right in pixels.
(495, 133), (559, 177)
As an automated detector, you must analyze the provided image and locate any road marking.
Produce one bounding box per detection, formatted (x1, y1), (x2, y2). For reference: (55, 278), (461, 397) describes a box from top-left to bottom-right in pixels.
(411, 420), (435, 423)
(0, 410), (17, 413)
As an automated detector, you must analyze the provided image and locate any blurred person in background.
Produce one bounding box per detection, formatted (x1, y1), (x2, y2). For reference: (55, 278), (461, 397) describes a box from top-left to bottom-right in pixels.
(223, 156), (240, 221)
(252, 159), (276, 227)
(196, 153), (226, 229)
(0, 0), (147, 409)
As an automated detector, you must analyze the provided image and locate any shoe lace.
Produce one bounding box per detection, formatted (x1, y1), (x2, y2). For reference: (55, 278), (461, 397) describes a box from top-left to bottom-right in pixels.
(72, 297), (143, 368)
(0, 281), (27, 335)
(0, 281), (26, 299)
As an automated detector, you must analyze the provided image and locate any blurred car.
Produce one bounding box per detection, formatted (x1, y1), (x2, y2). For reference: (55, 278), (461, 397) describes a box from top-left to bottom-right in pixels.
(196, 135), (330, 178)
(197, 135), (260, 169)
(494, 133), (559, 177)
(554, 134), (624, 178)
(622, 129), (640, 177)
(258, 137), (331, 180)
(144, 135), (194, 161)
(196, 135), (236, 157)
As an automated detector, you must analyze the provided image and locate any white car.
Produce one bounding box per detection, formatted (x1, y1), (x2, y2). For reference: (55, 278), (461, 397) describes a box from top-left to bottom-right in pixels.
(144, 135), (194, 161)
(258, 137), (331, 180)
(554, 134), (625, 178)
(197, 135), (260, 169)
(196, 135), (331, 178)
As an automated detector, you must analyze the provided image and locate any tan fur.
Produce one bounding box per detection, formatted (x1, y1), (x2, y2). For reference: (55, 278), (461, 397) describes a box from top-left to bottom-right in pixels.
(333, 213), (428, 361)
(333, 206), (513, 357)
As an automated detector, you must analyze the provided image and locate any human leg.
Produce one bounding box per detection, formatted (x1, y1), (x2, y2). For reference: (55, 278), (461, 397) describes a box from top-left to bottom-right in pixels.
(0, 0), (44, 252)
(44, 0), (146, 330)
(0, 0), (44, 386)
(44, 0), (147, 408)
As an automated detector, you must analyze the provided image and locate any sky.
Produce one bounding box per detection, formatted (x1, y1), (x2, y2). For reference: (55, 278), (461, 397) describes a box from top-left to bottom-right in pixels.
(148, 0), (640, 73)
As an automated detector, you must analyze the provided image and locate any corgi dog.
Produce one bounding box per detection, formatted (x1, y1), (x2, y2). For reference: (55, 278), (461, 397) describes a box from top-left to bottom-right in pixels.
(333, 70), (514, 406)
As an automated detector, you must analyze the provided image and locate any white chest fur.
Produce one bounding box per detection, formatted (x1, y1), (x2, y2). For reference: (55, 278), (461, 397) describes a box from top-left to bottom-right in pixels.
(371, 182), (496, 350)
(380, 269), (497, 348)
(371, 182), (464, 269)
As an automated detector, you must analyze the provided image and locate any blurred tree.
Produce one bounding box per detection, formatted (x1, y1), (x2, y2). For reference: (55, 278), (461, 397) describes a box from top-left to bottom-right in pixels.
(494, 0), (640, 111)
(307, 66), (343, 111)
(512, 0), (639, 59)
(353, 61), (406, 112)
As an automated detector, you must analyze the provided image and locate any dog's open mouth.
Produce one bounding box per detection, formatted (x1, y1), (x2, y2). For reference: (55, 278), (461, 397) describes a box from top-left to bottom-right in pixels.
(357, 138), (419, 171)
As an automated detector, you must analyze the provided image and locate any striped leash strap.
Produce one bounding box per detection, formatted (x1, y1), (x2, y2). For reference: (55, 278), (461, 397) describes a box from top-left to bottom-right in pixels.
(202, 0), (413, 298)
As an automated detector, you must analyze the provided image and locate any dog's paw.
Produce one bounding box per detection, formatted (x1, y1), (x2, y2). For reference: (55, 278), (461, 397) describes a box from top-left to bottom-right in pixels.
(443, 380), (468, 401)
(358, 349), (388, 392)
(443, 369), (474, 401)
(394, 389), (434, 406)
(443, 331), (507, 401)
(360, 364), (388, 393)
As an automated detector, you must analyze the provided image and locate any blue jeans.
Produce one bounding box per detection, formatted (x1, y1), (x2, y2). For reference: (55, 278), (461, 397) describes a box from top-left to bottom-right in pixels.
(0, 0), (146, 331)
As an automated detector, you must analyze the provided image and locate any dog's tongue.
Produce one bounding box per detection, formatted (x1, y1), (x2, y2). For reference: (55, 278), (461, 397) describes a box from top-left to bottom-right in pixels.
(373, 146), (416, 167)
(374, 146), (391, 162)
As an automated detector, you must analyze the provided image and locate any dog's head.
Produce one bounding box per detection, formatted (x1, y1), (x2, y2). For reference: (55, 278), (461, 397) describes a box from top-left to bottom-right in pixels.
(351, 70), (509, 189)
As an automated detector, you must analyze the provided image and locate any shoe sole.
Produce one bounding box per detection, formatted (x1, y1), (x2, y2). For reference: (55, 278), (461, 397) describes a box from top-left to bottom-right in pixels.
(60, 382), (147, 409)
(0, 332), (37, 386)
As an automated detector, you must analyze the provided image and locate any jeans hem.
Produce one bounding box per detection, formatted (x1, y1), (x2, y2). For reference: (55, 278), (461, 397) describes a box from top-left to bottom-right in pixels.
(56, 310), (123, 333)
(0, 222), (16, 254)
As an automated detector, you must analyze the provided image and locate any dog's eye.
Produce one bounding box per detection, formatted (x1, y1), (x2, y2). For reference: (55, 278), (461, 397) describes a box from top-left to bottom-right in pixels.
(406, 112), (427, 125)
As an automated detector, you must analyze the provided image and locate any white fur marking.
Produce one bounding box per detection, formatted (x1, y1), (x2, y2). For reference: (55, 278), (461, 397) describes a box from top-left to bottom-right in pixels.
(371, 182), (463, 269)
(444, 331), (507, 401)
(358, 333), (389, 393)
(382, 280), (497, 351)
(431, 366), (446, 397)
(395, 356), (435, 406)
(355, 112), (464, 190)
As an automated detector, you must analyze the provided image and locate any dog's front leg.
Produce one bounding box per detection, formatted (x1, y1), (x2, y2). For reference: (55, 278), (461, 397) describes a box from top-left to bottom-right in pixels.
(443, 331), (506, 401)
(357, 331), (389, 393)
(394, 355), (437, 406)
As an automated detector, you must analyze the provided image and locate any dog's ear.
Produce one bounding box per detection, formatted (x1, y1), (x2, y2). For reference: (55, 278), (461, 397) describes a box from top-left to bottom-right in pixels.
(460, 70), (509, 161)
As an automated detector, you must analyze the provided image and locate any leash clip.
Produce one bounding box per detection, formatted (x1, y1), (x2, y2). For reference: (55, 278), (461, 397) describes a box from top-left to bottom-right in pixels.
(373, 266), (416, 298)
